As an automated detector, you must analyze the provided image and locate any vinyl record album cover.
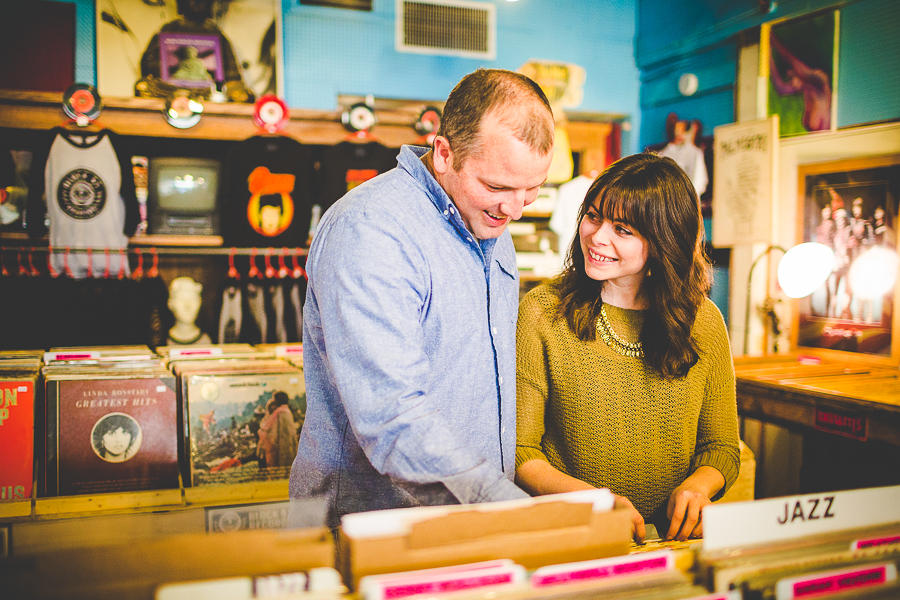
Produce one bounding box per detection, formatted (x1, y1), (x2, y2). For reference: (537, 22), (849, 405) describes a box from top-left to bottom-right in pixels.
(46, 375), (179, 496)
(0, 371), (38, 502)
(185, 369), (304, 486)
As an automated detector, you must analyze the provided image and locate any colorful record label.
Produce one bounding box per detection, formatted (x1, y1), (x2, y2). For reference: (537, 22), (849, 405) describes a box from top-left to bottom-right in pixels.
(62, 83), (102, 122)
(254, 94), (289, 133)
(342, 102), (376, 132)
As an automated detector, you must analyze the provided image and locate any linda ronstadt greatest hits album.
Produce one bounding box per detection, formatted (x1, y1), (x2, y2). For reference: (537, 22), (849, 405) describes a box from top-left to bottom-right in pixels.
(45, 373), (179, 496)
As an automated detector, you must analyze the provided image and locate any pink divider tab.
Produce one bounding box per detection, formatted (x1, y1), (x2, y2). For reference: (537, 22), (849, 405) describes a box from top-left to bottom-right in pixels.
(44, 351), (100, 362)
(851, 535), (900, 550)
(776, 563), (896, 599)
(360, 561), (523, 600)
(530, 550), (673, 588)
(275, 345), (304, 357)
(169, 348), (223, 358)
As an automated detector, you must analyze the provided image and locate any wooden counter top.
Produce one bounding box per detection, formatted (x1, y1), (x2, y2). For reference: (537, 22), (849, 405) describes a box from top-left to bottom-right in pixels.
(734, 355), (900, 446)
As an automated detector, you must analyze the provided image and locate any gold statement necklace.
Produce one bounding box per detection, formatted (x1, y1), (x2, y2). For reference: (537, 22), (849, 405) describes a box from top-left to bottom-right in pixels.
(596, 304), (644, 358)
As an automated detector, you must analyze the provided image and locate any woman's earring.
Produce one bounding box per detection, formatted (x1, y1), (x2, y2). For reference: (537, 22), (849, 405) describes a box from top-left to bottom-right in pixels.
(647, 267), (652, 277)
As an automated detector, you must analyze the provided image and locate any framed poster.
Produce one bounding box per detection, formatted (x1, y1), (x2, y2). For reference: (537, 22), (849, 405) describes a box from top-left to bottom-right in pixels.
(762, 10), (838, 137)
(159, 33), (223, 88)
(796, 154), (900, 365)
(711, 116), (778, 246)
(96, 0), (277, 100)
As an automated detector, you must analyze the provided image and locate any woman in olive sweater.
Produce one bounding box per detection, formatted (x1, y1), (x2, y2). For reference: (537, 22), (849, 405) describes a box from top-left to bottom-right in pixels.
(516, 152), (740, 543)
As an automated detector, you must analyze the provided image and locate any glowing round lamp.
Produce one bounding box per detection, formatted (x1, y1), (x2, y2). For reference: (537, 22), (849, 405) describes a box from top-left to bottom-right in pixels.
(848, 246), (899, 300)
(777, 242), (835, 299)
(744, 242), (835, 355)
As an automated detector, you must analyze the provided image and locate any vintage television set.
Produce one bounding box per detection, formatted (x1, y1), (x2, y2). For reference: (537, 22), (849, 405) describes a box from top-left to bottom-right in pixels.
(147, 157), (221, 235)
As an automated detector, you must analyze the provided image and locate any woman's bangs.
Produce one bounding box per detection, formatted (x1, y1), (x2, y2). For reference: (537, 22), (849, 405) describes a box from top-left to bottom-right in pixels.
(596, 184), (645, 231)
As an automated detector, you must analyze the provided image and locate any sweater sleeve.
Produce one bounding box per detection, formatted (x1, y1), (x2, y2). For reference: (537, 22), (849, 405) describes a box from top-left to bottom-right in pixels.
(691, 298), (741, 500)
(515, 287), (553, 469)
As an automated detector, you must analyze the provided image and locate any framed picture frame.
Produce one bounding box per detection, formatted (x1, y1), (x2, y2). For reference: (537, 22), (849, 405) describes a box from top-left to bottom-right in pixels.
(159, 32), (224, 89)
(711, 115), (779, 246)
(761, 10), (838, 137)
(97, 1), (278, 100)
(795, 154), (900, 365)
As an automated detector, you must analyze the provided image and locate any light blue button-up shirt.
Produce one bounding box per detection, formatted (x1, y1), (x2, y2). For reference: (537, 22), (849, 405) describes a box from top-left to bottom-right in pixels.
(289, 145), (528, 527)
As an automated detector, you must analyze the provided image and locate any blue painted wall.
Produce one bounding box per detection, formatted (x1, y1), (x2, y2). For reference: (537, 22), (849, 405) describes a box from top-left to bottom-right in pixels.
(281, 0), (641, 152)
(636, 0), (900, 325)
(637, 0), (900, 145)
(47, 0), (95, 85)
(838, 0), (900, 128)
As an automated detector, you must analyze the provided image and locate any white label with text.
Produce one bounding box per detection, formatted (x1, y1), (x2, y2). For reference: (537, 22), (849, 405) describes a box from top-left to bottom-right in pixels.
(703, 485), (900, 551)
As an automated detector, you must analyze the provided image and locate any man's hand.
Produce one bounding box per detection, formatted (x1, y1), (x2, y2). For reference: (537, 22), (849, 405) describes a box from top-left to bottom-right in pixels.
(614, 494), (646, 544)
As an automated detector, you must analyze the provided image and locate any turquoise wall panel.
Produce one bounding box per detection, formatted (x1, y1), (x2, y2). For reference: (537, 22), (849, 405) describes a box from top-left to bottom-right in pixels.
(838, 0), (900, 128)
(49, 0), (95, 86)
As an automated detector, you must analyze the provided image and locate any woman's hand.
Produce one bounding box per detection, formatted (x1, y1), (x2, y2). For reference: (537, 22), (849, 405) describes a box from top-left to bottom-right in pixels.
(665, 466), (724, 541)
(614, 494), (646, 544)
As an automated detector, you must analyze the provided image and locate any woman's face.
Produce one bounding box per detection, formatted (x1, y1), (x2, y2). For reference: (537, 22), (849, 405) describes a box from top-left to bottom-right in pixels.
(103, 426), (132, 456)
(579, 200), (650, 287)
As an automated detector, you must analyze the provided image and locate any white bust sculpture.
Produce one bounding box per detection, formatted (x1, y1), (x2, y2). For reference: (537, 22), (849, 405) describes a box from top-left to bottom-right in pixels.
(167, 276), (212, 345)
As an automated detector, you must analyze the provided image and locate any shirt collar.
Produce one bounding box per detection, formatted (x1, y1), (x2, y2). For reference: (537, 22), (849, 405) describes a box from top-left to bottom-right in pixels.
(397, 145), (454, 216)
(397, 145), (502, 259)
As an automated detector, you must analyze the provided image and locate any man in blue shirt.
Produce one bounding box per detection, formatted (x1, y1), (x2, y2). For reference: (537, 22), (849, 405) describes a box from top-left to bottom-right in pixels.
(289, 69), (555, 527)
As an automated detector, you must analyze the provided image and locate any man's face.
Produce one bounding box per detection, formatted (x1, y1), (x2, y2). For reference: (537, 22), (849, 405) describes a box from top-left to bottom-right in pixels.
(433, 113), (552, 241)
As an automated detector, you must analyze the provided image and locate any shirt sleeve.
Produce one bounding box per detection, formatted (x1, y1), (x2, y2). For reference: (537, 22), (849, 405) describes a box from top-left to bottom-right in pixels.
(24, 128), (56, 237)
(515, 289), (553, 469)
(309, 207), (527, 504)
(691, 299), (741, 499)
(109, 132), (139, 236)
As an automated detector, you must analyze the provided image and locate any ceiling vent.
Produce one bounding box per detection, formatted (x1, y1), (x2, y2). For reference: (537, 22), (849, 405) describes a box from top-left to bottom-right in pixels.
(396, 0), (496, 60)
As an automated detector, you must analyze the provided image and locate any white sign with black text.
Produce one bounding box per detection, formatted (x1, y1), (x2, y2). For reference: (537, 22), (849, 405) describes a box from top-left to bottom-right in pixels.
(702, 485), (900, 552)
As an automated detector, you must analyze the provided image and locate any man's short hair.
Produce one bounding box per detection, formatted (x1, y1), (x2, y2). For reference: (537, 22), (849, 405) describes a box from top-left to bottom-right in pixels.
(438, 68), (555, 169)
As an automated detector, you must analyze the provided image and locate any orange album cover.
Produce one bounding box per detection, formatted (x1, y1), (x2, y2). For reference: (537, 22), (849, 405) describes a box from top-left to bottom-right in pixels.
(0, 375), (37, 502)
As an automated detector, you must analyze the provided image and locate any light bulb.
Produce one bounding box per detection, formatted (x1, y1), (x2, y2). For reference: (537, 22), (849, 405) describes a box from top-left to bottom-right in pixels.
(848, 246), (899, 300)
(777, 242), (834, 299)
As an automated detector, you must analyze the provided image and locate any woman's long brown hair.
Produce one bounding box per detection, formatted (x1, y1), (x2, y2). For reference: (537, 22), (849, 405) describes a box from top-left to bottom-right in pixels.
(551, 152), (711, 378)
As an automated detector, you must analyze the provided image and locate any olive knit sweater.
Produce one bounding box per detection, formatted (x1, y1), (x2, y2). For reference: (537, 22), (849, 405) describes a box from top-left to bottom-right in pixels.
(516, 283), (740, 528)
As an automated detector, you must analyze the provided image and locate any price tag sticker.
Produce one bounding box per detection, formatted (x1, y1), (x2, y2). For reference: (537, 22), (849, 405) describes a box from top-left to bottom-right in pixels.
(169, 348), (224, 358)
(275, 345), (303, 357)
(44, 351), (100, 362)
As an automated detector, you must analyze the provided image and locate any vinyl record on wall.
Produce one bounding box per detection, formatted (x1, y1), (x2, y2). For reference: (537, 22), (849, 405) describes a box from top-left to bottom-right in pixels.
(62, 83), (102, 122)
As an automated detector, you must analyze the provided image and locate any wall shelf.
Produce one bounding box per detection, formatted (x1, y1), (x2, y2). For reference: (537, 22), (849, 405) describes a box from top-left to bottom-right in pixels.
(0, 90), (620, 148)
(0, 90), (425, 147)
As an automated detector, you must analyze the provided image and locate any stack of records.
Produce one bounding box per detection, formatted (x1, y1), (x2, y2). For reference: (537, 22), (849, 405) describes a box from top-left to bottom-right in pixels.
(0, 350), (43, 503)
(698, 486), (900, 600)
(697, 523), (900, 599)
(353, 553), (718, 600)
(42, 346), (179, 497)
(173, 357), (305, 487)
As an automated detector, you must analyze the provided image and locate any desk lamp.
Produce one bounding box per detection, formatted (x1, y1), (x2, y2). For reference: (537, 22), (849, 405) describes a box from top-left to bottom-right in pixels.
(743, 242), (834, 356)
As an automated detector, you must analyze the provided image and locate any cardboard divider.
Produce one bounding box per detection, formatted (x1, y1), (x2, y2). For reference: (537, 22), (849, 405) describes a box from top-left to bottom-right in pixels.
(4, 526), (334, 600)
(340, 507), (633, 590)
